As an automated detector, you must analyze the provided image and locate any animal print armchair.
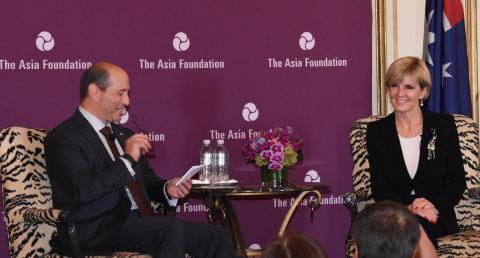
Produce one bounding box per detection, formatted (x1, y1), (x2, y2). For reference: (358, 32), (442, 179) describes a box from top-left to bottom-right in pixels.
(0, 127), (159, 258)
(343, 114), (480, 258)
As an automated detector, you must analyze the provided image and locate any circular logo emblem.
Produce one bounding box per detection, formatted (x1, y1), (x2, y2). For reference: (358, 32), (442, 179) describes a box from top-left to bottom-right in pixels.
(242, 102), (259, 122)
(119, 110), (129, 124)
(173, 32), (190, 51)
(299, 32), (315, 51)
(36, 31), (55, 51)
(304, 170), (321, 183)
(248, 244), (261, 250)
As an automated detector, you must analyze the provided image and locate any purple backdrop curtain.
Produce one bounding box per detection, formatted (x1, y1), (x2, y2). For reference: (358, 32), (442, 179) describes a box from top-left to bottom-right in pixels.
(0, 1), (371, 257)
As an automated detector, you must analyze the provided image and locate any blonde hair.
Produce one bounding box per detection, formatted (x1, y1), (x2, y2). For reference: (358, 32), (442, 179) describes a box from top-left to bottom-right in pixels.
(385, 56), (432, 99)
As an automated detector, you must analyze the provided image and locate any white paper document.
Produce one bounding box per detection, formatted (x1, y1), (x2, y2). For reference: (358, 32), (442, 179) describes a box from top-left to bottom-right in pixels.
(175, 164), (205, 186)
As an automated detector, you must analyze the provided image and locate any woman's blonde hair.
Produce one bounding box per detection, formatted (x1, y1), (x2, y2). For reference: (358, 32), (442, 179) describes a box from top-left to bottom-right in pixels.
(385, 56), (432, 99)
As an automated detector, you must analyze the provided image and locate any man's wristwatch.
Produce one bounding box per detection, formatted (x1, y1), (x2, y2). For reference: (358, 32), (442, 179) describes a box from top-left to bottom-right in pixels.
(122, 153), (137, 167)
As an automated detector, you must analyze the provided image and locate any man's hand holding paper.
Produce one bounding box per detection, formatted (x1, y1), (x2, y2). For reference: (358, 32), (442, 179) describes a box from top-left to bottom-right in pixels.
(168, 177), (192, 198)
(167, 164), (204, 198)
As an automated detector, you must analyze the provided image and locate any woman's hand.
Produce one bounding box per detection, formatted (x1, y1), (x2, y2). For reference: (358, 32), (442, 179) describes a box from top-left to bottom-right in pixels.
(409, 198), (439, 224)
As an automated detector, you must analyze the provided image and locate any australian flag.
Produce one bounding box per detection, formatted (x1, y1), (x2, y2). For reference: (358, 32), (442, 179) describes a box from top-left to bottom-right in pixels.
(425, 0), (471, 117)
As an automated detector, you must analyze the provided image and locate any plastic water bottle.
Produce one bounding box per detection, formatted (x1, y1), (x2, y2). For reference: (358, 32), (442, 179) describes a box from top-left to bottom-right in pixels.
(199, 139), (212, 182)
(214, 139), (229, 182)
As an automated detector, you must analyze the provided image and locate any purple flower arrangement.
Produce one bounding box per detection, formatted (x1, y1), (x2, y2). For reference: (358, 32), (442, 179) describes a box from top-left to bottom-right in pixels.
(242, 127), (303, 171)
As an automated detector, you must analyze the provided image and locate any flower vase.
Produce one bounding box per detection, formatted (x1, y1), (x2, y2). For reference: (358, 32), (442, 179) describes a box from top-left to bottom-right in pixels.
(261, 166), (288, 189)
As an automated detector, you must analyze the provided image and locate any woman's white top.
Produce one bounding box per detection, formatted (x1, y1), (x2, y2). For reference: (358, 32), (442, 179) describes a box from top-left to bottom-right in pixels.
(398, 134), (421, 180)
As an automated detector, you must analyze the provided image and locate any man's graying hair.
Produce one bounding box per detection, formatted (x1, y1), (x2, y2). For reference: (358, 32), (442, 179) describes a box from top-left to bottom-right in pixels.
(79, 63), (112, 100)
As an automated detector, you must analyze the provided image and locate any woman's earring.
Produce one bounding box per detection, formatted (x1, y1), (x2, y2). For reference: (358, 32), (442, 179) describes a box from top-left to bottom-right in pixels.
(420, 98), (424, 107)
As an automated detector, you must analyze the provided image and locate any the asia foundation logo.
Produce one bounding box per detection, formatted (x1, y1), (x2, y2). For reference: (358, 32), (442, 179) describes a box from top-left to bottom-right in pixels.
(139, 32), (225, 70)
(173, 32), (190, 52)
(299, 32), (315, 51)
(200, 103), (261, 141)
(304, 170), (320, 183)
(0, 31), (92, 71)
(242, 102), (259, 122)
(36, 31), (55, 52)
(270, 169), (344, 207)
(266, 31), (348, 69)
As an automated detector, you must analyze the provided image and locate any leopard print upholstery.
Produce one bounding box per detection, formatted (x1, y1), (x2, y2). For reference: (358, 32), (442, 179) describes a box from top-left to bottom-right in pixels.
(0, 127), (151, 258)
(436, 230), (480, 257)
(345, 115), (480, 258)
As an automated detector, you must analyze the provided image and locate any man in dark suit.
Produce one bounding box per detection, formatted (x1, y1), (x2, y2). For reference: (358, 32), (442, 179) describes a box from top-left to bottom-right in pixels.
(45, 62), (237, 258)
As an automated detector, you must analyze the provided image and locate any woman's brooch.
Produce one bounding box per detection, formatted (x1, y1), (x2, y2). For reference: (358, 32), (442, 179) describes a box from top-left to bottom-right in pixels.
(427, 128), (437, 160)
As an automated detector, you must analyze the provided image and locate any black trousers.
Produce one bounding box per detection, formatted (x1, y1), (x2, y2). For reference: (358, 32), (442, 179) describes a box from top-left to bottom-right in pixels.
(110, 211), (237, 258)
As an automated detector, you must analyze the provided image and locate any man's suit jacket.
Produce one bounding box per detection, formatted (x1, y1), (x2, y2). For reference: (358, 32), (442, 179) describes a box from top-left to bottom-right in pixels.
(45, 110), (168, 255)
(366, 109), (466, 234)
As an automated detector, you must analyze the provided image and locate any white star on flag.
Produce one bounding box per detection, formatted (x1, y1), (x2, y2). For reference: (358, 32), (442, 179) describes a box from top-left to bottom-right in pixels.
(427, 9), (453, 86)
(426, 10), (435, 65)
(441, 62), (453, 87)
(442, 62), (452, 78)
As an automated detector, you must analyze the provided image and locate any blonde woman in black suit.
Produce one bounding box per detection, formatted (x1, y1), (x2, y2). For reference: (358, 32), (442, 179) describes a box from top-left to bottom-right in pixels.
(366, 57), (466, 248)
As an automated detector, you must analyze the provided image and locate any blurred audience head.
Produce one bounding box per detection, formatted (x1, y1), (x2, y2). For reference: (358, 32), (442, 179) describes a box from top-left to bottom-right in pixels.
(350, 201), (420, 258)
(261, 233), (328, 258)
(385, 56), (432, 99)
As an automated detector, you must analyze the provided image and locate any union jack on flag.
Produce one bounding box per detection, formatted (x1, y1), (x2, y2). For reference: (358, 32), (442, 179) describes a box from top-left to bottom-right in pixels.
(425, 0), (471, 117)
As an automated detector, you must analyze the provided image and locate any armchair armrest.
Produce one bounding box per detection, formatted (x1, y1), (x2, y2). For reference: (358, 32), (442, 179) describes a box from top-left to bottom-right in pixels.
(468, 187), (480, 199)
(23, 208), (66, 225)
(19, 204), (174, 258)
(4, 207), (65, 225)
(343, 190), (369, 258)
(343, 189), (369, 217)
(23, 208), (82, 258)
